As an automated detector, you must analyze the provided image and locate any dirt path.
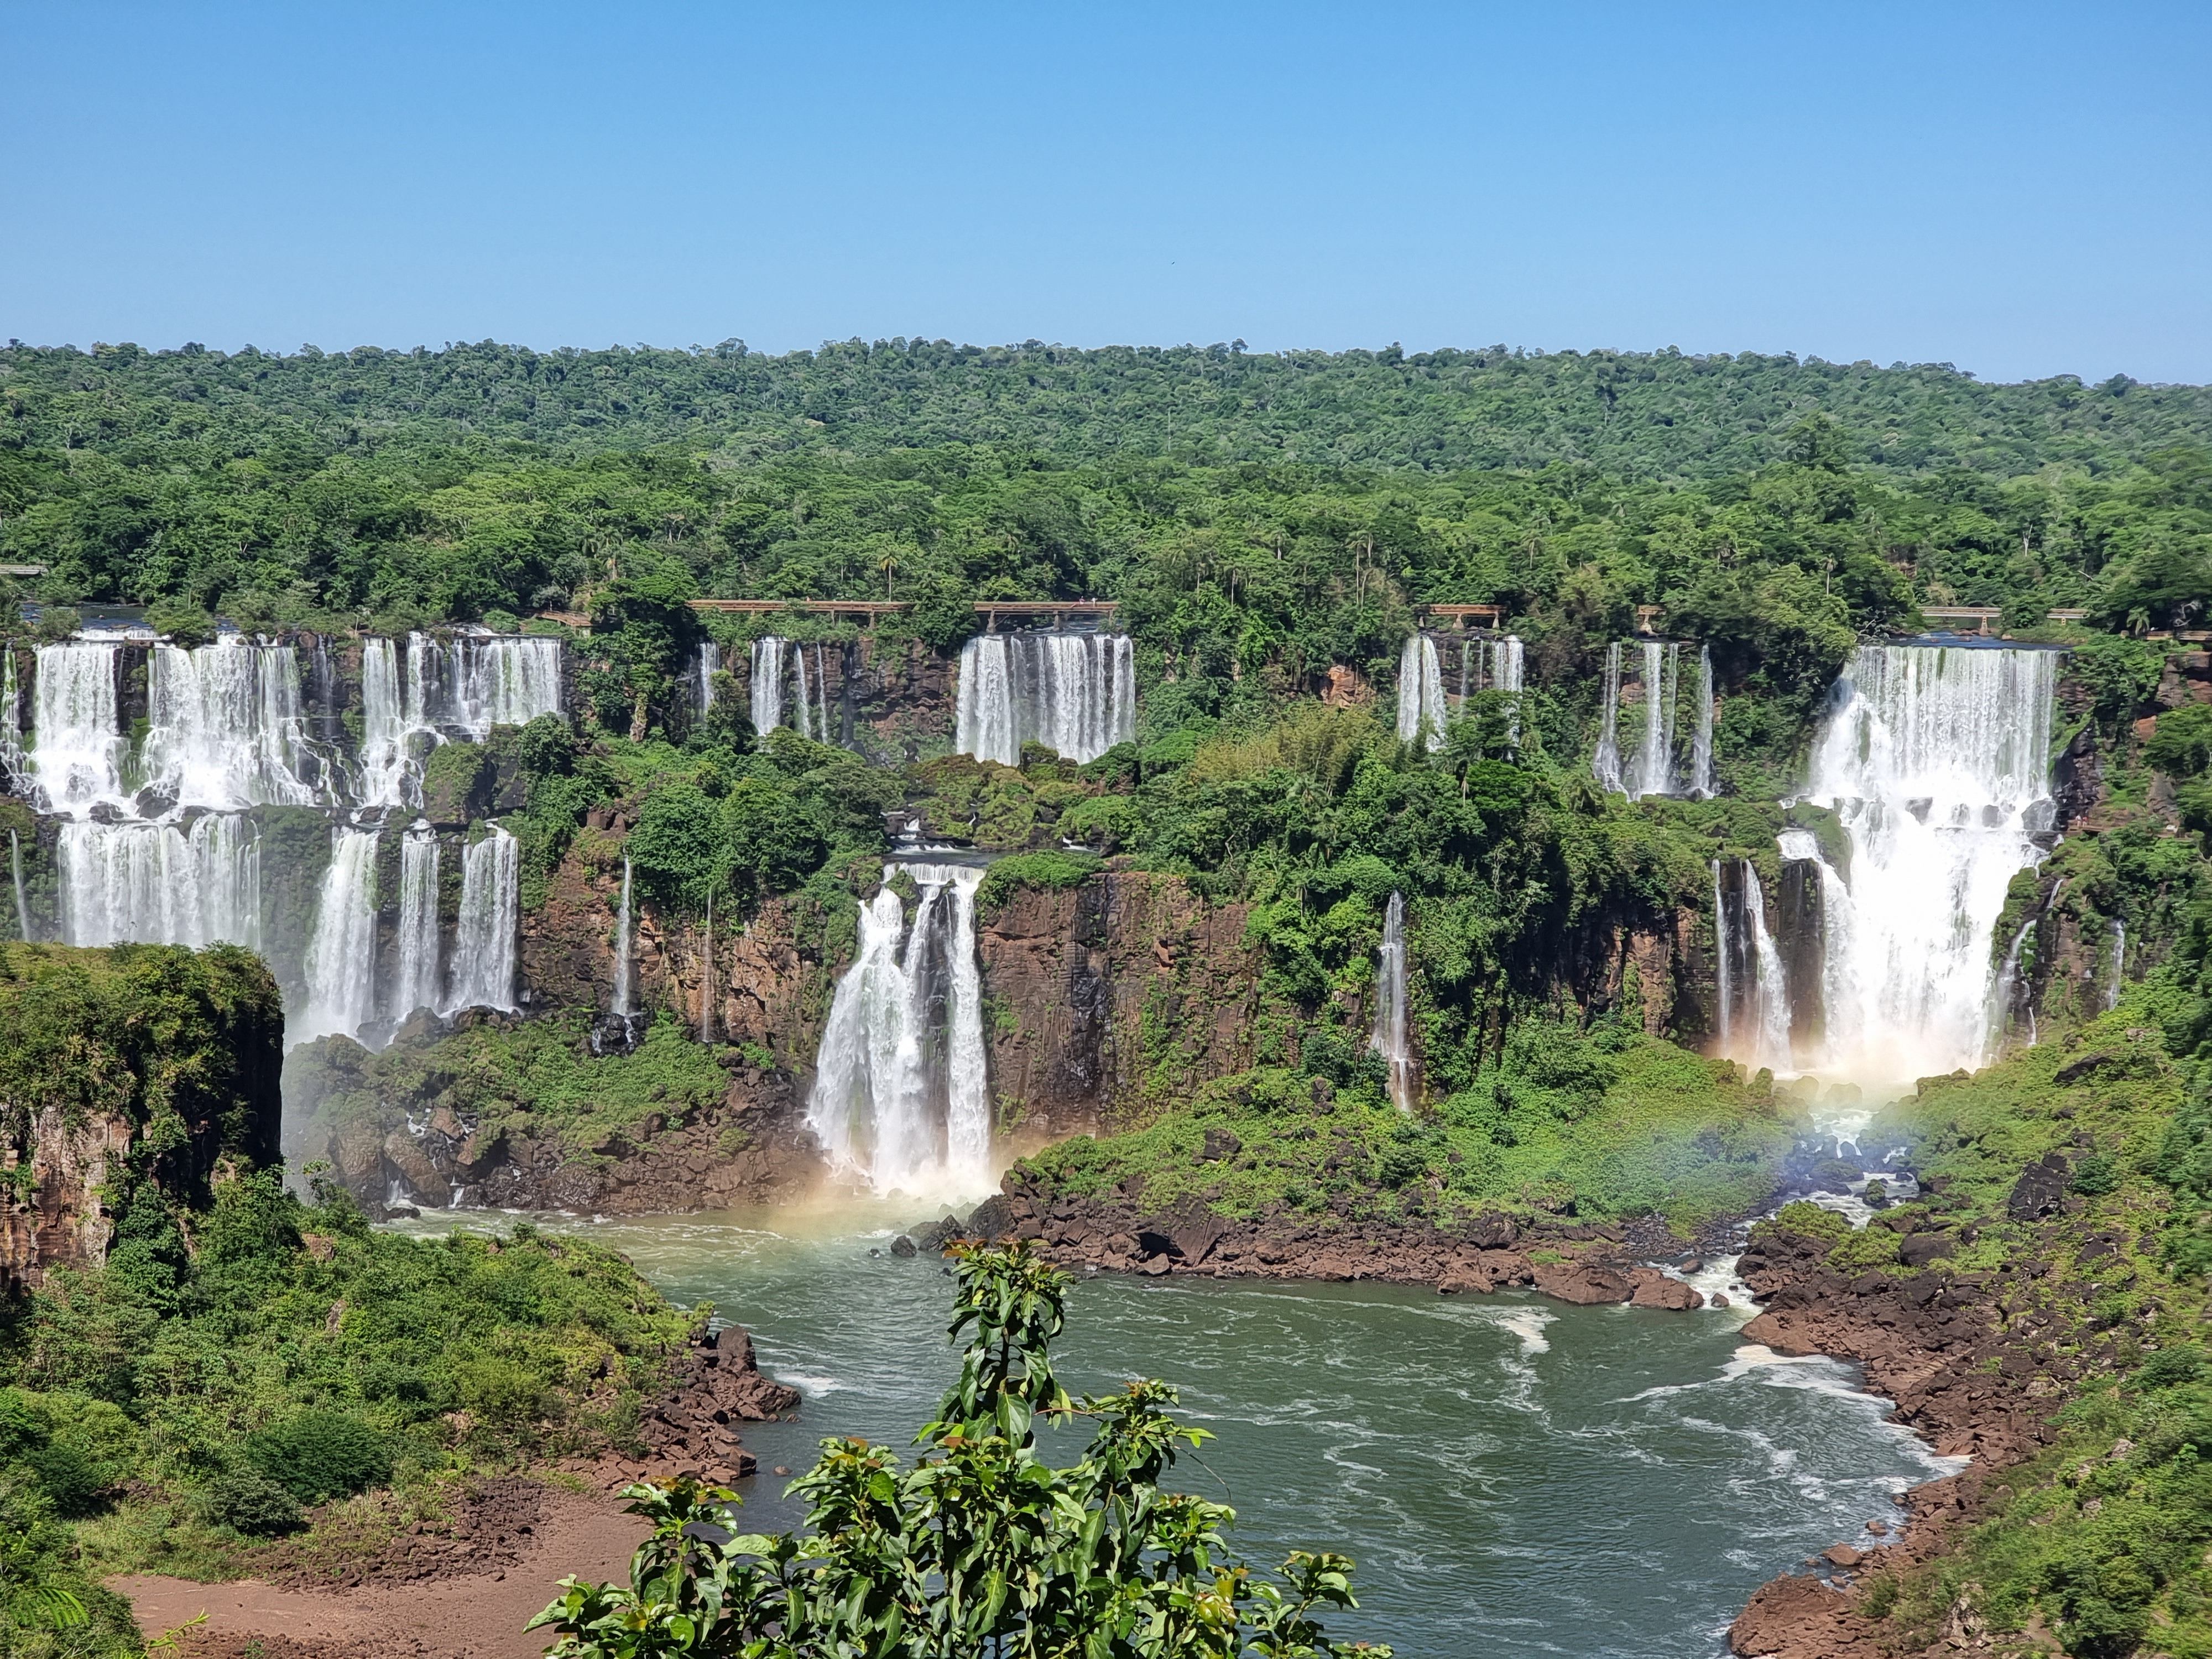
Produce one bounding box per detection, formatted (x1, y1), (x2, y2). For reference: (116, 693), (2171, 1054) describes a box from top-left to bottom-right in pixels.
(114, 1487), (651, 1659)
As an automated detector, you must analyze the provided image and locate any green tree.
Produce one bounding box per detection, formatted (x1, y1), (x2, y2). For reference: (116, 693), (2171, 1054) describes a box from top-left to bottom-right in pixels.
(530, 1241), (1389, 1658)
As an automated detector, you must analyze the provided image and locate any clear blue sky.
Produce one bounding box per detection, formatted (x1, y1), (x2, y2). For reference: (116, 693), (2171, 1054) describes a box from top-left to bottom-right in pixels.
(5, 2), (2208, 384)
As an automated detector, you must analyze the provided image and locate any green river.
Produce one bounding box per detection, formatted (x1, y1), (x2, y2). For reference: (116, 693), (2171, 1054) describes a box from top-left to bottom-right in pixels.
(504, 1204), (1957, 1658)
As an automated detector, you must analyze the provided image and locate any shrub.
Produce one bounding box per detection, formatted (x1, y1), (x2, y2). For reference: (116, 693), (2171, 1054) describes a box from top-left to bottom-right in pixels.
(1754, 1199), (1851, 1246)
(246, 1411), (392, 1505)
(2070, 1152), (2121, 1196)
(199, 1469), (305, 1536)
(2133, 1345), (2206, 1391)
(21, 1440), (108, 1516)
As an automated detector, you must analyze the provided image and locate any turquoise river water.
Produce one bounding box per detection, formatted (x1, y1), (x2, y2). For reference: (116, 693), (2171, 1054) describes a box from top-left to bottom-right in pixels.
(462, 1204), (1959, 1659)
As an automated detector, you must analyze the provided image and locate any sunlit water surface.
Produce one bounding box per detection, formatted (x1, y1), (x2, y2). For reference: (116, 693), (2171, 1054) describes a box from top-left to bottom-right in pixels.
(424, 1205), (1959, 1657)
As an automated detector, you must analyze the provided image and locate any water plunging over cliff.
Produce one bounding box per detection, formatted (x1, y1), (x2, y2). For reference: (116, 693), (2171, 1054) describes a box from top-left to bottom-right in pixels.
(806, 861), (992, 1198)
(391, 824), (442, 1024)
(143, 639), (328, 809)
(1794, 643), (2059, 1084)
(59, 815), (262, 949)
(1713, 858), (1792, 1074)
(30, 643), (126, 814)
(445, 826), (520, 1014)
(693, 643), (719, 718)
(749, 637), (787, 736)
(1594, 641), (1709, 800)
(1396, 638), (1447, 751)
(956, 633), (1136, 766)
(1370, 891), (1414, 1110)
(359, 634), (564, 805)
(297, 827), (379, 1045)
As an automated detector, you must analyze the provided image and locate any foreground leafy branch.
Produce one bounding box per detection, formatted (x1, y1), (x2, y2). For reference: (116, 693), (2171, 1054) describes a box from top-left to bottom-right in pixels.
(530, 1240), (1390, 1658)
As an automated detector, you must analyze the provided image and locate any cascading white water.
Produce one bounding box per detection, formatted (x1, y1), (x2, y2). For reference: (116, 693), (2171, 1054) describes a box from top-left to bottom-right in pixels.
(1395, 638), (1447, 752)
(447, 635), (564, 738)
(1777, 828), (1857, 1065)
(792, 645), (817, 740)
(30, 642), (126, 814)
(59, 816), (261, 949)
(1369, 891), (1414, 1110)
(693, 642), (719, 718)
(955, 634), (1136, 766)
(391, 825), (442, 1022)
(1689, 645), (1715, 797)
(1712, 858), (1791, 1073)
(9, 829), (27, 941)
(0, 649), (23, 795)
(806, 861), (993, 1197)
(1797, 643), (2059, 1084)
(611, 857), (636, 1019)
(297, 827), (379, 1045)
(1592, 642), (1624, 794)
(1488, 635), (1525, 694)
(2105, 921), (2126, 1012)
(141, 638), (327, 808)
(358, 637), (436, 808)
(1628, 642), (1679, 800)
(750, 637), (787, 737)
(445, 825), (519, 1013)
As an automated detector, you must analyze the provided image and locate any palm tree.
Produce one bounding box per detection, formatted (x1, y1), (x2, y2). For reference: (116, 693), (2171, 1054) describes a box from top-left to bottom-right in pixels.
(880, 548), (899, 599)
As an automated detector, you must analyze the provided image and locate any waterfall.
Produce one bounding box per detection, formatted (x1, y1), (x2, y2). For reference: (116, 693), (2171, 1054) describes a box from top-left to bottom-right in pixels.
(750, 637), (787, 738)
(792, 645), (816, 740)
(1592, 642), (1624, 794)
(29, 642), (125, 815)
(142, 639), (326, 809)
(693, 642), (719, 718)
(955, 633), (1136, 766)
(1488, 634), (1525, 694)
(359, 637), (437, 807)
(390, 825), (442, 1022)
(59, 816), (260, 948)
(447, 635), (564, 737)
(0, 649), (23, 794)
(1777, 829), (1856, 1063)
(1799, 643), (2058, 1084)
(444, 825), (519, 1013)
(297, 827), (379, 1045)
(1623, 641), (1683, 800)
(9, 830), (28, 941)
(806, 861), (992, 1197)
(1369, 891), (1413, 1111)
(955, 636), (1017, 764)
(612, 858), (636, 1018)
(1395, 637), (1447, 752)
(1689, 645), (1715, 797)
(1713, 857), (1790, 1072)
(1743, 862), (1792, 1071)
(2105, 921), (2126, 1012)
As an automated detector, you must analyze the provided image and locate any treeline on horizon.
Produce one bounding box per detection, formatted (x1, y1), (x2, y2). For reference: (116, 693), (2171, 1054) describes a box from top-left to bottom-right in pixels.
(0, 335), (2208, 754)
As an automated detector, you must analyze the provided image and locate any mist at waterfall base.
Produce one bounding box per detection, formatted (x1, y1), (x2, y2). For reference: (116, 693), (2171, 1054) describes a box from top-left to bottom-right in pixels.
(1703, 643), (2061, 1104)
(495, 1210), (1957, 1659)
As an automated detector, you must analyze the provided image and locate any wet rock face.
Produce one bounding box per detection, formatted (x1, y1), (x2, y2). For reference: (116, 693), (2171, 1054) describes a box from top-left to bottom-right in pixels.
(979, 872), (1264, 1141)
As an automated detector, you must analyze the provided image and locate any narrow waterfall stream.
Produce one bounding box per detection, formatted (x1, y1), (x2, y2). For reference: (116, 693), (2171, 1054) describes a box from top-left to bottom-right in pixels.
(1370, 890), (1414, 1109)
(445, 826), (520, 1014)
(1395, 637), (1448, 750)
(298, 827), (380, 1044)
(692, 642), (719, 717)
(1592, 641), (1624, 794)
(749, 637), (787, 736)
(954, 633), (1136, 765)
(391, 824), (442, 1023)
(806, 861), (993, 1199)
(9, 829), (27, 941)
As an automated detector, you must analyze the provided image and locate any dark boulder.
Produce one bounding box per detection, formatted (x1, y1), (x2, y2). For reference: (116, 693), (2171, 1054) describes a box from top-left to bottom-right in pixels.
(966, 1194), (1015, 1241)
(2007, 1152), (2070, 1222)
